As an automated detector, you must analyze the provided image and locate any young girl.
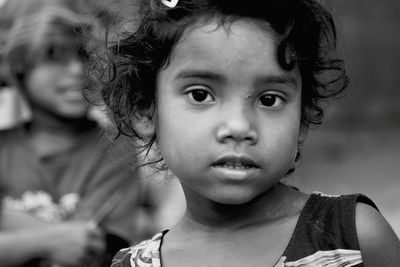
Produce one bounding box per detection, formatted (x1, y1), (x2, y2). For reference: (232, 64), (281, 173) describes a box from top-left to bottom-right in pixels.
(0, 0), (145, 266)
(98, 0), (400, 266)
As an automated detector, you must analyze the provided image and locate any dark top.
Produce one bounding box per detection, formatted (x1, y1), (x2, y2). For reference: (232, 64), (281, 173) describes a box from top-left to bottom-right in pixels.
(111, 192), (378, 267)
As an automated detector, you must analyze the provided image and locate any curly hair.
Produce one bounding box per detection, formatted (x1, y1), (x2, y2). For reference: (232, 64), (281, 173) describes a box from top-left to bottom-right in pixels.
(97, 0), (349, 154)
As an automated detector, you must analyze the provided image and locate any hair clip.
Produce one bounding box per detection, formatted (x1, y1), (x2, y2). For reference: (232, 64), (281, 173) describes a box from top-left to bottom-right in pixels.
(161, 0), (179, 8)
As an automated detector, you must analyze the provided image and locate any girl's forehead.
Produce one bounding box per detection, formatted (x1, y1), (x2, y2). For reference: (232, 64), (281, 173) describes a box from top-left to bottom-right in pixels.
(7, 21), (85, 57)
(175, 18), (278, 54)
(179, 16), (277, 45)
(5, 4), (94, 56)
(163, 18), (299, 83)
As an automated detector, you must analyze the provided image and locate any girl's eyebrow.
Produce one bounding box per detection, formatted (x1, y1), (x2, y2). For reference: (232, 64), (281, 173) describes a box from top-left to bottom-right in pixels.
(175, 69), (299, 87)
(175, 69), (225, 82)
(256, 75), (299, 88)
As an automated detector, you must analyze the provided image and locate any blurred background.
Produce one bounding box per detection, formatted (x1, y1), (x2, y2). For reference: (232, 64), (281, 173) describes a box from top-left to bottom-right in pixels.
(1, 0), (399, 240)
(295, 0), (400, 237)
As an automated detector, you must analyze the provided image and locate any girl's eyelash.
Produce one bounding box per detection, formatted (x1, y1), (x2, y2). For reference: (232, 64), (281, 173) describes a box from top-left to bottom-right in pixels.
(184, 87), (215, 103)
(258, 90), (286, 99)
(182, 86), (288, 107)
(256, 92), (287, 108)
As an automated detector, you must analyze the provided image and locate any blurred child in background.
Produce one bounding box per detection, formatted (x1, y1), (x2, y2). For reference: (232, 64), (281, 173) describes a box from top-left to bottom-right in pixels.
(0, 0), (146, 266)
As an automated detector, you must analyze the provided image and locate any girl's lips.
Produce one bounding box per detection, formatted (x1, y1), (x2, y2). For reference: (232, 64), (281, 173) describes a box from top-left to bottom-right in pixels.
(212, 155), (259, 169)
(211, 161), (260, 181)
(211, 155), (260, 180)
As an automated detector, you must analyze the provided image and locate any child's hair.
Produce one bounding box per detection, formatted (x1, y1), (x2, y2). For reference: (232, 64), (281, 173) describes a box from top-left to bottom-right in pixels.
(3, 3), (96, 91)
(98, 0), (348, 154)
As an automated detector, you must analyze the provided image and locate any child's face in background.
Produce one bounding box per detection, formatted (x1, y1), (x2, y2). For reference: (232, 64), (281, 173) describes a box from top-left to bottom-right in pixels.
(24, 39), (89, 119)
(154, 19), (302, 205)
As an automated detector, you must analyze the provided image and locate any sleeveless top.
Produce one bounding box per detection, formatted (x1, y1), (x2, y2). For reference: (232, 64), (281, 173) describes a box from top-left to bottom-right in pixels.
(111, 192), (378, 267)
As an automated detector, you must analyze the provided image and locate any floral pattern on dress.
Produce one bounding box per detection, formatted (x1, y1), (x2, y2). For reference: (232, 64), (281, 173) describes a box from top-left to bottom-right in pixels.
(4, 191), (79, 221)
(112, 232), (363, 267)
(278, 249), (362, 267)
(127, 232), (163, 267)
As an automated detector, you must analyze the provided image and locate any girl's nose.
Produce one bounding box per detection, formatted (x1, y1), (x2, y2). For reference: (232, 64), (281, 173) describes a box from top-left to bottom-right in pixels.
(216, 103), (258, 145)
(66, 58), (84, 75)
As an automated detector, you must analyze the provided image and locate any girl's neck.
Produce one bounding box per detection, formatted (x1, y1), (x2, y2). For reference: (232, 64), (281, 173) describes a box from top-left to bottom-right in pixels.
(180, 183), (303, 233)
(28, 107), (92, 136)
(26, 108), (95, 157)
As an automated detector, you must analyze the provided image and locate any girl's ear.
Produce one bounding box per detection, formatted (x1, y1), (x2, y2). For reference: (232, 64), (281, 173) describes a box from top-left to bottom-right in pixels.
(133, 108), (156, 138)
(298, 125), (308, 145)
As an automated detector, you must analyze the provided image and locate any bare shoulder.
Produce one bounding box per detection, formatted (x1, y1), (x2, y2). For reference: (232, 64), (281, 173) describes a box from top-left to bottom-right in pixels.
(356, 202), (400, 266)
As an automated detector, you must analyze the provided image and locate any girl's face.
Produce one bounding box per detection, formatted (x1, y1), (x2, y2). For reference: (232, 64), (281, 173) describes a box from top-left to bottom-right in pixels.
(153, 19), (302, 205)
(25, 43), (89, 119)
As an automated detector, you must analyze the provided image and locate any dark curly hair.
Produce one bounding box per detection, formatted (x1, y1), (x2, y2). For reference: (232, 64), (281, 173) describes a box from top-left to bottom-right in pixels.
(96, 0), (348, 156)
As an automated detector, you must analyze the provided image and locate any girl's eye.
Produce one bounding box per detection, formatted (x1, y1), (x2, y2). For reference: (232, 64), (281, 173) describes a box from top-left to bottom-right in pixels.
(257, 94), (284, 109)
(76, 47), (90, 61)
(45, 45), (65, 61)
(186, 89), (215, 103)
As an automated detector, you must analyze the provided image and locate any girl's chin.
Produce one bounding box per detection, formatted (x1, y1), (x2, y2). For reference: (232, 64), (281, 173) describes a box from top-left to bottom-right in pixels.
(208, 191), (263, 206)
(57, 107), (89, 118)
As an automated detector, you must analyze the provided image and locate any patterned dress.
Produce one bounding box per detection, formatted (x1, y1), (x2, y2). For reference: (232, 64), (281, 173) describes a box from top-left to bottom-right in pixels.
(111, 192), (378, 267)
(0, 123), (143, 266)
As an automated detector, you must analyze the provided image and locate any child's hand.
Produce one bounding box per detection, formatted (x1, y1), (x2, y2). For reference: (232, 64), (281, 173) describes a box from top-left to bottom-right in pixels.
(43, 221), (106, 267)
(0, 207), (51, 230)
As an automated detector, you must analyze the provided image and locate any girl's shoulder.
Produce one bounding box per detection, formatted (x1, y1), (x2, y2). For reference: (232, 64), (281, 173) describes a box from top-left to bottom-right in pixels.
(280, 191), (379, 265)
(291, 191), (379, 245)
(111, 230), (168, 267)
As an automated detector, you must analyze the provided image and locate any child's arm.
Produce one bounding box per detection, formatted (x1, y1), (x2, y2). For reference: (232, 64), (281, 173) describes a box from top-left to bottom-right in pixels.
(1, 206), (50, 229)
(0, 221), (105, 267)
(0, 208), (105, 266)
(356, 203), (400, 266)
